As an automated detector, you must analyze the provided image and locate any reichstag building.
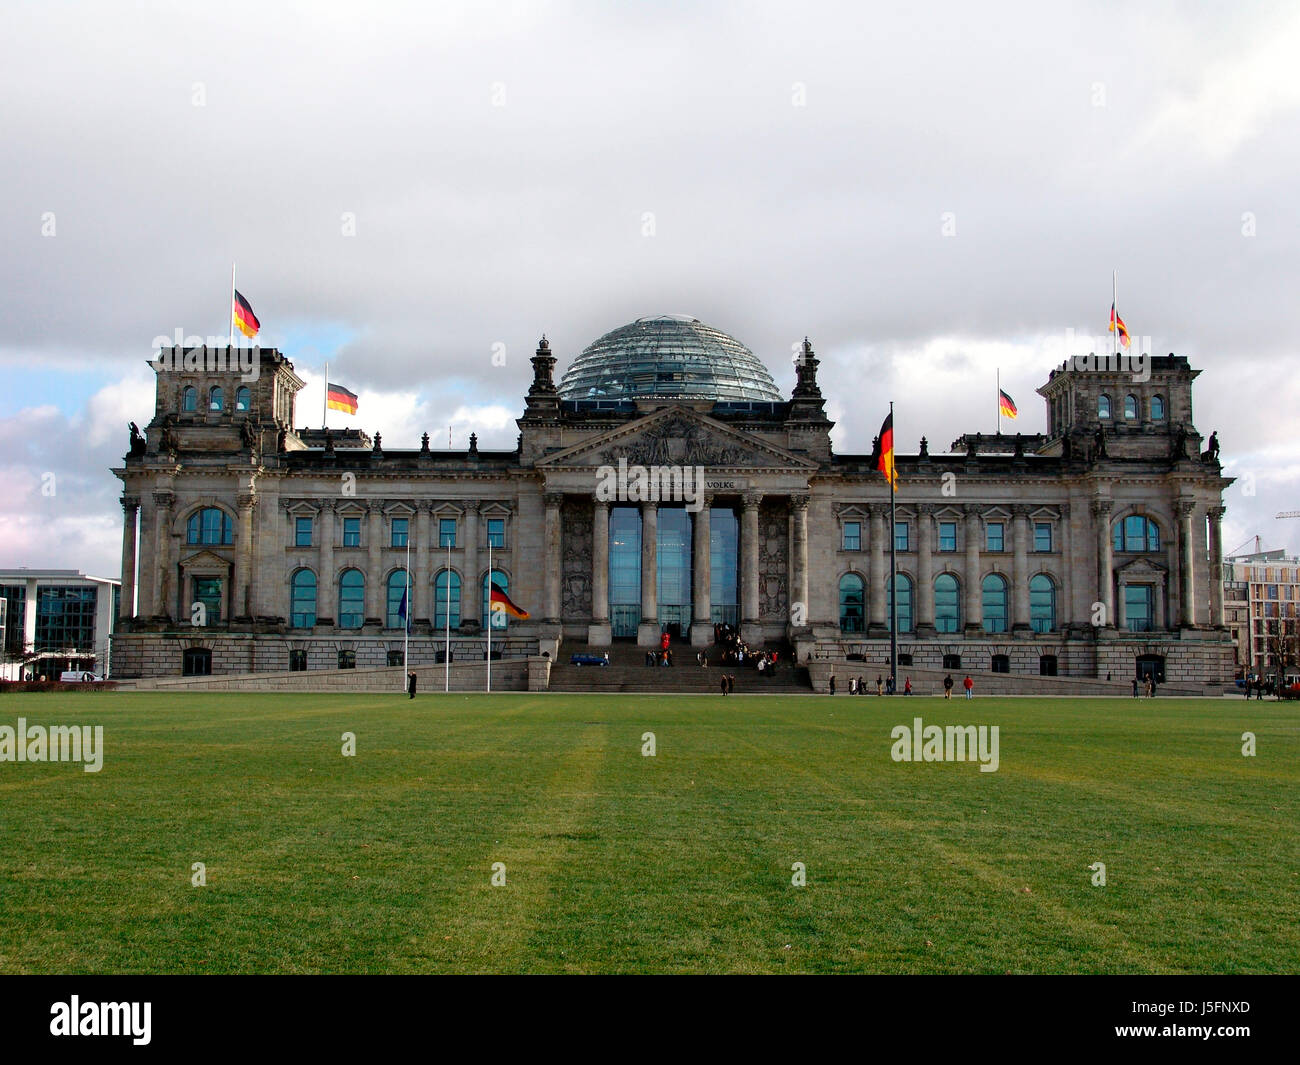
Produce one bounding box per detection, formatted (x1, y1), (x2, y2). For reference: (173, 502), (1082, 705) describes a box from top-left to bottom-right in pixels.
(112, 314), (1234, 685)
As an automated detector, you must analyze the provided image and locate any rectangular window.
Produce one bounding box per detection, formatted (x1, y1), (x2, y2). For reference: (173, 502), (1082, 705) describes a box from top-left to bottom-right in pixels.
(487, 519), (505, 549)
(391, 517), (409, 548)
(842, 521), (861, 551)
(938, 521), (957, 552)
(1034, 521), (1052, 552)
(986, 522), (1004, 552)
(439, 518), (457, 548)
(295, 517), (312, 547)
(1125, 584), (1154, 632)
(192, 577), (222, 625)
(1268, 585), (1278, 599)
(343, 517), (361, 547)
(894, 522), (909, 552)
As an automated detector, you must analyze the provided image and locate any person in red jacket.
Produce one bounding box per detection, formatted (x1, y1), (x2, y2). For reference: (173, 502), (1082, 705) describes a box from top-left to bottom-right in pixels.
(660, 631), (670, 653)
(963, 675), (974, 699)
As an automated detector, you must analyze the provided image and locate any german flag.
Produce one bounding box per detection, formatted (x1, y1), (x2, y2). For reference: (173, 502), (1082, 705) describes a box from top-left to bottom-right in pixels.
(233, 290), (260, 339)
(999, 389), (1018, 418)
(326, 383), (358, 415)
(875, 410), (898, 489)
(1108, 302), (1130, 348)
(489, 582), (529, 620)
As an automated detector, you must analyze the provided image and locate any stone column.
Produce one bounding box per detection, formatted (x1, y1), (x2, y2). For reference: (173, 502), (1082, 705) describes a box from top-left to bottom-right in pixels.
(741, 493), (762, 629)
(318, 501), (335, 623)
(915, 503), (935, 634)
(119, 495), (139, 620)
(963, 503), (983, 633)
(415, 502), (431, 623)
(544, 493), (563, 623)
(790, 494), (809, 626)
(365, 501), (383, 624)
(462, 502), (480, 626)
(637, 503), (660, 645)
(1091, 498), (1114, 628)
(589, 500), (611, 645)
(1116, 575), (1129, 631)
(868, 503), (887, 633)
(1155, 571), (1168, 631)
(690, 495), (713, 645)
(1208, 505), (1225, 628)
(233, 491), (256, 620)
(152, 490), (174, 618)
(1011, 504), (1030, 635)
(1059, 504), (1072, 630)
(1179, 499), (1197, 627)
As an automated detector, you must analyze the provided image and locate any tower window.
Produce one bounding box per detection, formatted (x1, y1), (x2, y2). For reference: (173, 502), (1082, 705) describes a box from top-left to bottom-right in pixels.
(235, 386), (251, 411)
(182, 386), (197, 412)
(209, 386), (224, 411)
(1124, 394), (1137, 419)
(1098, 394), (1111, 419)
(1151, 395), (1165, 420)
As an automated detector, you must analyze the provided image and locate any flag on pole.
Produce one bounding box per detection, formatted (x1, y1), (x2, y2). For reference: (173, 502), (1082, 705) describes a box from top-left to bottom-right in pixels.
(489, 582), (530, 620)
(875, 411), (898, 488)
(397, 587), (410, 633)
(232, 290), (260, 338)
(326, 383), (359, 414)
(998, 389), (1018, 418)
(1108, 302), (1130, 348)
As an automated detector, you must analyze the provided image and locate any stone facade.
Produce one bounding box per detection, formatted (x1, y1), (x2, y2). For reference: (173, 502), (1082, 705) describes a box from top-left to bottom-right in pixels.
(112, 331), (1235, 685)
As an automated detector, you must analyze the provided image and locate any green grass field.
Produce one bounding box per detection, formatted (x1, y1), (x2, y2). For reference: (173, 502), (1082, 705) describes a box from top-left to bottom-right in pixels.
(0, 692), (1295, 974)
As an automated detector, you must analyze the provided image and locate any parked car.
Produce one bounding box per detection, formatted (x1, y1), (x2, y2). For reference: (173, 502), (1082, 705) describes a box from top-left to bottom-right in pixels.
(59, 671), (102, 683)
(569, 653), (609, 667)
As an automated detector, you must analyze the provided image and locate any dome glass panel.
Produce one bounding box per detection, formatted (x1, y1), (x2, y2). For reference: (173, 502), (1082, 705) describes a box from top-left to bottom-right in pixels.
(557, 315), (783, 402)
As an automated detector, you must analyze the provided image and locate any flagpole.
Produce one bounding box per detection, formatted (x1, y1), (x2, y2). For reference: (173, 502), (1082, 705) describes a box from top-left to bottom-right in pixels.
(444, 539), (451, 693)
(229, 263), (237, 349)
(1113, 270), (1118, 362)
(486, 539), (492, 693)
(997, 368), (1001, 436)
(888, 400), (898, 691)
(323, 362), (328, 431)
(403, 536), (410, 684)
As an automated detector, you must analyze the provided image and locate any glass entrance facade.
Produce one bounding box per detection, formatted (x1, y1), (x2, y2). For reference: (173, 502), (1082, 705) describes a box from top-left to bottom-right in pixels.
(609, 506), (641, 637)
(710, 509), (739, 625)
(657, 509), (692, 636)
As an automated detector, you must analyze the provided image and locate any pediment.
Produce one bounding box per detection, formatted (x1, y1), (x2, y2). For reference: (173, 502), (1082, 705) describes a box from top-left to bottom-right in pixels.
(536, 406), (817, 471)
(1117, 556), (1168, 577)
(179, 548), (231, 570)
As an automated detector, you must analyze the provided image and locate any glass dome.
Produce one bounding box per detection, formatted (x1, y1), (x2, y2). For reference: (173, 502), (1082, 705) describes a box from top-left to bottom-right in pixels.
(556, 315), (783, 402)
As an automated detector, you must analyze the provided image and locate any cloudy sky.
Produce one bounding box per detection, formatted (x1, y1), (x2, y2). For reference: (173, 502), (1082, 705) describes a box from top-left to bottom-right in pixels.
(3, 0), (1298, 578)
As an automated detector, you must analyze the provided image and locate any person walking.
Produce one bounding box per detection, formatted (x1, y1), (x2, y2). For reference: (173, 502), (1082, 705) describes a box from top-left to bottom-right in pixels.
(963, 675), (974, 699)
(1144, 676), (1153, 698)
(727, 674), (736, 695)
(904, 676), (912, 696)
(1132, 677), (1139, 698)
(720, 674), (728, 696)
(876, 674), (883, 696)
(829, 673), (837, 696)
(407, 671), (417, 699)
(943, 674), (954, 700)
(857, 675), (865, 696)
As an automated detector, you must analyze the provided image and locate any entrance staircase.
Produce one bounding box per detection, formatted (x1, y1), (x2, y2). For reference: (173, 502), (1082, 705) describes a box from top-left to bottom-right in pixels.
(548, 641), (811, 694)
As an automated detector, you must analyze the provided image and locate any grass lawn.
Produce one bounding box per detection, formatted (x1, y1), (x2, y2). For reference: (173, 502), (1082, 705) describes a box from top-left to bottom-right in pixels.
(0, 692), (1295, 974)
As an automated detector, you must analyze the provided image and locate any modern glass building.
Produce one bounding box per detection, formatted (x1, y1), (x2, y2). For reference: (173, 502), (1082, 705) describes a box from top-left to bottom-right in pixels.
(0, 569), (120, 679)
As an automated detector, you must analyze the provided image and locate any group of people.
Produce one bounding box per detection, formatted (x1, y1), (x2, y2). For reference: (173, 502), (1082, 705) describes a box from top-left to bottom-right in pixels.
(830, 673), (914, 696)
(645, 631), (675, 667)
(1132, 675), (1158, 697)
(699, 623), (781, 676)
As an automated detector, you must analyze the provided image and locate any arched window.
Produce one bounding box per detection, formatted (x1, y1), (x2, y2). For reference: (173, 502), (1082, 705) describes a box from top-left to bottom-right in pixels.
(182, 386), (197, 412)
(1151, 395), (1165, 420)
(982, 573), (1008, 633)
(435, 569), (461, 631)
(1039, 654), (1058, 676)
(290, 569), (317, 629)
(338, 569), (364, 628)
(483, 570), (510, 630)
(186, 507), (233, 545)
(1098, 394), (1111, 419)
(1029, 574), (1056, 634)
(386, 570), (410, 629)
(338, 650), (356, 669)
(1113, 515), (1161, 552)
(1124, 394), (1138, 419)
(182, 647), (212, 676)
(934, 573), (960, 633)
(839, 573), (865, 633)
(208, 386), (224, 411)
(887, 574), (913, 633)
(235, 386), (251, 411)
(942, 653), (962, 671)
(991, 654), (1010, 673)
